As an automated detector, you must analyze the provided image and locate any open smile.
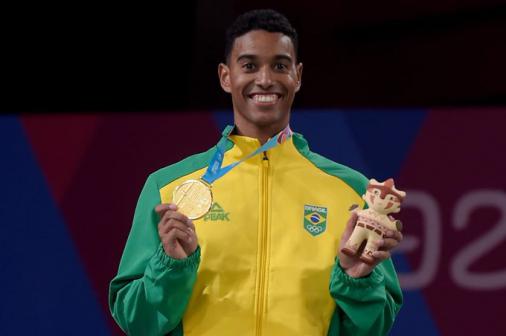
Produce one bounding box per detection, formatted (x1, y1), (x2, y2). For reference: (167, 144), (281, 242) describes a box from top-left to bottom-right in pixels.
(247, 93), (282, 105)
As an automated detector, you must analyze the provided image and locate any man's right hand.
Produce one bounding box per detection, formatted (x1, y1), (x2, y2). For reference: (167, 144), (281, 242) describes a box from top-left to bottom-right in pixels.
(155, 203), (198, 259)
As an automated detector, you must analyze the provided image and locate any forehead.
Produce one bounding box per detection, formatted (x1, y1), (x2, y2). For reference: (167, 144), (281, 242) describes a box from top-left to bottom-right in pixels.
(230, 30), (295, 60)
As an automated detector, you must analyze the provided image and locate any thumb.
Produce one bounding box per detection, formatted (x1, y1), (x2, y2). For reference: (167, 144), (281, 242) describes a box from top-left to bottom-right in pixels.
(340, 212), (358, 245)
(155, 203), (177, 217)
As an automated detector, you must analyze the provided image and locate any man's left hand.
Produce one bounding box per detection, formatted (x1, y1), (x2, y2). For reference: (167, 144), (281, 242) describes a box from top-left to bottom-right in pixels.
(338, 213), (403, 278)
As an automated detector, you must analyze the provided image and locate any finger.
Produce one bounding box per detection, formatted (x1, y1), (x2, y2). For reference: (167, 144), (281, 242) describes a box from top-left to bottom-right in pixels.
(396, 230), (403, 242)
(173, 227), (192, 240)
(159, 220), (193, 236)
(384, 230), (403, 242)
(158, 212), (194, 236)
(158, 210), (186, 229)
(187, 226), (197, 240)
(169, 227), (193, 243)
(161, 227), (179, 247)
(155, 203), (177, 217)
(340, 212), (358, 244)
(179, 227), (198, 256)
(162, 227), (191, 245)
(162, 210), (191, 227)
(161, 229), (188, 259)
(186, 219), (196, 231)
(372, 250), (391, 261)
(379, 237), (400, 251)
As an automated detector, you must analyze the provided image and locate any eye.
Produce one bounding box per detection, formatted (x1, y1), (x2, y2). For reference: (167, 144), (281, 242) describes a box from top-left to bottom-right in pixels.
(242, 63), (256, 71)
(374, 189), (380, 195)
(274, 63), (288, 71)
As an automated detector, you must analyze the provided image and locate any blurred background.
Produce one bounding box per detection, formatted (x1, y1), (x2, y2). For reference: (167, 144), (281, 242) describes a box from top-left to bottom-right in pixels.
(1, 1), (506, 335)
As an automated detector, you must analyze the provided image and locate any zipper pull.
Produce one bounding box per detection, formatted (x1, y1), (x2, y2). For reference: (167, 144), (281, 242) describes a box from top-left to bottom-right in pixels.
(262, 151), (269, 167)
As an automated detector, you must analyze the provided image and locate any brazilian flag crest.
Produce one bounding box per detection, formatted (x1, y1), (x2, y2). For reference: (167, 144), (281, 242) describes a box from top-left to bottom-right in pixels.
(303, 205), (327, 236)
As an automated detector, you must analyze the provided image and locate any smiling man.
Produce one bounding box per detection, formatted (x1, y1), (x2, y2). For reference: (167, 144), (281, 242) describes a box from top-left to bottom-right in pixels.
(218, 27), (302, 143)
(109, 9), (403, 336)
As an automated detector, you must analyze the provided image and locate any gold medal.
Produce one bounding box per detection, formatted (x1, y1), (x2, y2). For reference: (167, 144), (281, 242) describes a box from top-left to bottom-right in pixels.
(172, 179), (213, 220)
(170, 126), (292, 219)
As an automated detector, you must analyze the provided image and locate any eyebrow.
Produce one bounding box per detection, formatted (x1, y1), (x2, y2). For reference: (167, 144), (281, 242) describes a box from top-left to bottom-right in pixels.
(236, 54), (293, 63)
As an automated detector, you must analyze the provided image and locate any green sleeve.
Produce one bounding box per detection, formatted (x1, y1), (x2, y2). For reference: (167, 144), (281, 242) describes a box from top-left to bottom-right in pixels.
(327, 259), (403, 336)
(108, 174), (200, 336)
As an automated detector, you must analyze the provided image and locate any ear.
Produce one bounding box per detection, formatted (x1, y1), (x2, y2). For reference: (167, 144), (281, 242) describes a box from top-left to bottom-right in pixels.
(295, 62), (303, 92)
(218, 63), (231, 93)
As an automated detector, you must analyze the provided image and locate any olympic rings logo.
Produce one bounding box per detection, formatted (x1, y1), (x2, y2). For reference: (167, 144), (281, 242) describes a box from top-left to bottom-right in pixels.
(306, 224), (324, 234)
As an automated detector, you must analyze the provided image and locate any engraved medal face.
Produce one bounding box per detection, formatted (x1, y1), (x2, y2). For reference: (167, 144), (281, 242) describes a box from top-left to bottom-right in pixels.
(172, 179), (213, 220)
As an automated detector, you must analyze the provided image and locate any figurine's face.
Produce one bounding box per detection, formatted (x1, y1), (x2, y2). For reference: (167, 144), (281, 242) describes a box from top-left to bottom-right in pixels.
(364, 188), (402, 214)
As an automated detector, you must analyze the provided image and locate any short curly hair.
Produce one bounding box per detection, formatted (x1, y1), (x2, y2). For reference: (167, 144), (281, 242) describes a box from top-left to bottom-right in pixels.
(224, 9), (298, 63)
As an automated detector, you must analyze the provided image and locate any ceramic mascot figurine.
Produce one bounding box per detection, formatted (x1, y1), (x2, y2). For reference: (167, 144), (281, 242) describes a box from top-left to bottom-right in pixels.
(341, 178), (406, 265)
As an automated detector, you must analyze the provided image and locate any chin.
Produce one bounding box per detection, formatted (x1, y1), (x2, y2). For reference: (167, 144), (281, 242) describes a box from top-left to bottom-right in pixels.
(253, 107), (287, 121)
(250, 114), (284, 128)
(235, 103), (289, 129)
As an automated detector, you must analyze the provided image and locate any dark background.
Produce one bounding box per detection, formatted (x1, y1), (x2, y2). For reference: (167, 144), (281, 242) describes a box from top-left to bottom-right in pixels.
(3, 0), (506, 112)
(2, 2), (506, 335)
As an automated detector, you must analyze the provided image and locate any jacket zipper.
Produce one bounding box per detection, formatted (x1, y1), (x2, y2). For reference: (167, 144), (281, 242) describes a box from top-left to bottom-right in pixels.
(256, 151), (269, 336)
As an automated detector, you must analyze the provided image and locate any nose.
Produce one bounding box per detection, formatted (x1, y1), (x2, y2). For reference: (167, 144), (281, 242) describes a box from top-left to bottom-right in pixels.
(255, 66), (273, 89)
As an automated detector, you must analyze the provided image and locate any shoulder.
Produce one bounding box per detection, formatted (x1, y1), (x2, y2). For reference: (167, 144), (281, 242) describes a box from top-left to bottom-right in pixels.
(148, 146), (218, 190)
(292, 133), (368, 197)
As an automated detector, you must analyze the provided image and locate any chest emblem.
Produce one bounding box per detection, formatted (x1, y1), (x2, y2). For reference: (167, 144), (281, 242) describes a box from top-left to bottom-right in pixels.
(303, 205), (327, 236)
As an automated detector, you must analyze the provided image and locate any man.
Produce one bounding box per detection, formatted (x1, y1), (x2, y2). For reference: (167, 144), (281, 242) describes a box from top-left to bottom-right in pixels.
(109, 9), (403, 336)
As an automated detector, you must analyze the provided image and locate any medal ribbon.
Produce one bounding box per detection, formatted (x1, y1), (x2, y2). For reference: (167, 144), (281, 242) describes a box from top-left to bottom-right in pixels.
(201, 125), (293, 184)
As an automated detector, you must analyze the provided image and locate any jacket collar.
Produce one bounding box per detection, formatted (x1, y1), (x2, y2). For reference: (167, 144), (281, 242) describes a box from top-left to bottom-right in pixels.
(221, 124), (303, 163)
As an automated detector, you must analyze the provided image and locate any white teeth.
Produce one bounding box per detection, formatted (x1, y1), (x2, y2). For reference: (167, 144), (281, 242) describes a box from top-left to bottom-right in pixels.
(253, 94), (278, 103)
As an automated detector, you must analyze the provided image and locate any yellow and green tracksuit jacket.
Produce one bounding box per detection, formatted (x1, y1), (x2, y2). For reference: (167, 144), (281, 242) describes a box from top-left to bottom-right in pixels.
(109, 126), (403, 336)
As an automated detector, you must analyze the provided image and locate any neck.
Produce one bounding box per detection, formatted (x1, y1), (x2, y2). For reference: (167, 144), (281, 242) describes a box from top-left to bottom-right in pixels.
(233, 122), (288, 145)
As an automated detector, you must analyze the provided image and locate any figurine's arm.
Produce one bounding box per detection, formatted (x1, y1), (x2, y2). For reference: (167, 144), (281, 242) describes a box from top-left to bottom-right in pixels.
(349, 204), (360, 211)
(395, 220), (403, 231)
(388, 215), (403, 232)
(349, 204), (363, 217)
